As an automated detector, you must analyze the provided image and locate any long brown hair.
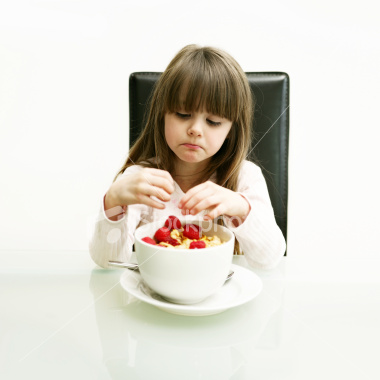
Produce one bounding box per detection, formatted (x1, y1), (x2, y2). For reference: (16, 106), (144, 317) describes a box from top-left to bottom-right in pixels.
(116, 45), (254, 253)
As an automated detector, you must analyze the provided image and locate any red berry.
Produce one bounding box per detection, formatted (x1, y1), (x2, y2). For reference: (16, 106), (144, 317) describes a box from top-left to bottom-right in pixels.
(167, 238), (180, 246)
(154, 227), (171, 243)
(142, 237), (156, 245)
(183, 224), (202, 239)
(164, 215), (182, 230)
(190, 240), (206, 249)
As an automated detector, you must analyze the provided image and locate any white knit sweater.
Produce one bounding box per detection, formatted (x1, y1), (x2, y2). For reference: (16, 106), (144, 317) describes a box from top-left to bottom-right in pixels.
(88, 160), (286, 270)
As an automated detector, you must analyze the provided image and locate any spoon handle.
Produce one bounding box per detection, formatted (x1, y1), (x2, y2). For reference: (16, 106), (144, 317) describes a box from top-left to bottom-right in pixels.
(108, 261), (139, 270)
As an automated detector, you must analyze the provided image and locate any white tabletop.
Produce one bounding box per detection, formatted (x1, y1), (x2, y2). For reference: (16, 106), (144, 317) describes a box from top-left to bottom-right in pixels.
(1, 251), (379, 380)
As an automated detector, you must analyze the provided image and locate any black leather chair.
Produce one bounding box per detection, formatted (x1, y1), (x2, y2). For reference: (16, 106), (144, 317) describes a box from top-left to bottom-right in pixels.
(129, 72), (289, 244)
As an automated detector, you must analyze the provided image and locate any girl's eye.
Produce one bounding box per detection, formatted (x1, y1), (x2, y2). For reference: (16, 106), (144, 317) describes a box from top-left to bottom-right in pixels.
(175, 112), (222, 126)
(176, 112), (191, 119)
(207, 119), (221, 126)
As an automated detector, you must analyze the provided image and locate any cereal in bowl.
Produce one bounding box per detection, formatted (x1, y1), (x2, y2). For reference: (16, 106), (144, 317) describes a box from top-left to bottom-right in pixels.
(142, 216), (224, 249)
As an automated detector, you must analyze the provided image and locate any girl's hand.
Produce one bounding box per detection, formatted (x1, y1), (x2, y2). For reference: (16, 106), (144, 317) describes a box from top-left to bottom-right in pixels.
(105, 168), (174, 211)
(178, 181), (251, 226)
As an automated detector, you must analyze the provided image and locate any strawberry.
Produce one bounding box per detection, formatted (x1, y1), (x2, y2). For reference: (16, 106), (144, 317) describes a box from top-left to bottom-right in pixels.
(154, 227), (171, 243)
(164, 215), (182, 230)
(183, 224), (202, 239)
(142, 237), (156, 245)
(190, 240), (206, 249)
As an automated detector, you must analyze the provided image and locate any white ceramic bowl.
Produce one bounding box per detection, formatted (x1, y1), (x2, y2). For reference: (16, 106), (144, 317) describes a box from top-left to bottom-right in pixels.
(134, 220), (235, 304)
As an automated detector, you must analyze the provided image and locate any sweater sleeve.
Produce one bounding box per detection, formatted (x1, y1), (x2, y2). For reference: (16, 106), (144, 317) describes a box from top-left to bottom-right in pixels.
(88, 166), (149, 268)
(223, 160), (286, 270)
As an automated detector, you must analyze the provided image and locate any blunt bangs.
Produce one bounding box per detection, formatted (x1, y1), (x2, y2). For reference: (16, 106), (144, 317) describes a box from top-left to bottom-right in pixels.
(162, 50), (245, 122)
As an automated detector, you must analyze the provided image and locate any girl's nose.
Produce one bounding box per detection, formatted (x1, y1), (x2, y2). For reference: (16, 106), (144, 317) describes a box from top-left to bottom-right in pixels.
(187, 119), (203, 136)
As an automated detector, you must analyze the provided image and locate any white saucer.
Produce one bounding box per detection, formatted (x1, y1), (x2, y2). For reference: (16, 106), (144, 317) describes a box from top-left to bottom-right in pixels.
(120, 264), (263, 316)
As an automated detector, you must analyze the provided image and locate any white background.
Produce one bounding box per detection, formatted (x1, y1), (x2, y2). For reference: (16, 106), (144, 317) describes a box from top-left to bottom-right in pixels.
(0, 0), (379, 259)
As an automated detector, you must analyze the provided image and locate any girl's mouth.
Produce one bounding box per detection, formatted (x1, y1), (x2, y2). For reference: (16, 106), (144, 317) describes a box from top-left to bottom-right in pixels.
(183, 143), (202, 149)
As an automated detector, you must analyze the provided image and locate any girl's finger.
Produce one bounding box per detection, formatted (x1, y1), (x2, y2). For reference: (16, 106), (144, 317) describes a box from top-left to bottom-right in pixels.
(134, 182), (170, 202)
(180, 188), (215, 213)
(145, 174), (175, 195)
(184, 196), (221, 215)
(204, 204), (226, 220)
(143, 168), (174, 183)
(179, 183), (214, 208)
(178, 182), (208, 208)
(138, 194), (166, 209)
(143, 184), (171, 202)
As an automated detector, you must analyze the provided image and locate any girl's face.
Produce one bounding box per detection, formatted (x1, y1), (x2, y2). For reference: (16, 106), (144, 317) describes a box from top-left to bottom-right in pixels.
(164, 110), (232, 166)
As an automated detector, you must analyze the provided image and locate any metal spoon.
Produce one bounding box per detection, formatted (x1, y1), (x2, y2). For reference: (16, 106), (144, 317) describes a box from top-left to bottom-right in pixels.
(108, 261), (234, 281)
(108, 261), (139, 270)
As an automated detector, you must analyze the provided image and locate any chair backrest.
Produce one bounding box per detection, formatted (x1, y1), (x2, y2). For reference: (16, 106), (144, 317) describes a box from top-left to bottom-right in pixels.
(129, 72), (289, 242)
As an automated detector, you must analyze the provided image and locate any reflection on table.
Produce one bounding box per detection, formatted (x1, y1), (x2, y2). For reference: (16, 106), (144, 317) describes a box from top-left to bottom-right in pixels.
(89, 257), (284, 379)
(1, 251), (379, 380)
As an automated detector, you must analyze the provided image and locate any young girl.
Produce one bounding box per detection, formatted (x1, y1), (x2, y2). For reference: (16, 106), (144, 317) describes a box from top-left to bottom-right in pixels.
(89, 44), (286, 269)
